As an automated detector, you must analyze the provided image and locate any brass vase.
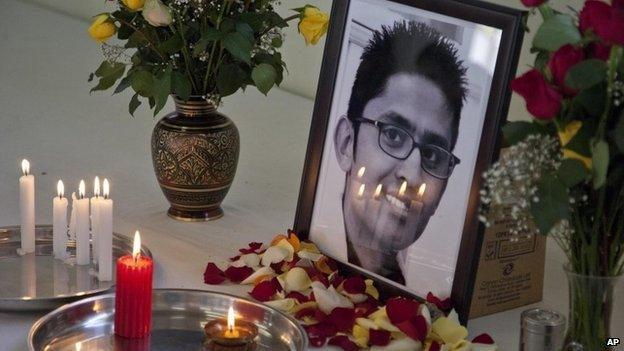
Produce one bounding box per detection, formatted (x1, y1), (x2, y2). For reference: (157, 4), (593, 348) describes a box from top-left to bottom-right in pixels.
(151, 96), (239, 221)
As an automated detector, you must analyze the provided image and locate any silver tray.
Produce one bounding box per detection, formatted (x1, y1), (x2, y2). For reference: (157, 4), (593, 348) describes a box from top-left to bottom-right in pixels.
(29, 289), (308, 351)
(0, 225), (152, 312)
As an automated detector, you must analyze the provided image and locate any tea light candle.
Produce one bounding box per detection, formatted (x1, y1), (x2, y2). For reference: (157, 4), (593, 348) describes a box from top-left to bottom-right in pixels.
(75, 180), (90, 265)
(19, 159), (35, 254)
(91, 176), (101, 264)
(115, 231), (153, 339)
(53, 180), (68, 259)
(98, 179), (113, 281)
(204, 306), (258, 350)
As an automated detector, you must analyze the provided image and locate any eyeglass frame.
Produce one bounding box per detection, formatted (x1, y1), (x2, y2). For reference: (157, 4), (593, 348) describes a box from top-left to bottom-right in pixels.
(352, 116), (461, 179)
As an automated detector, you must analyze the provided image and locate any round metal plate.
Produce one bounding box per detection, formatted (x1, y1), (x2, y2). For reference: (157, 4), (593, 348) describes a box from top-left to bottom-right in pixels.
(0, 225), (152, 312)
(29, 289), (308, 351)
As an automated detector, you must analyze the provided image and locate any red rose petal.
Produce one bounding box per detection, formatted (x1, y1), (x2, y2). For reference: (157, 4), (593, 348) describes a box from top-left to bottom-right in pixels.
(343, 277), (366, 294)
(314, 309), (327, 322)
(249, 279), (278, 302)
(229, 255), (241, 262)
(326, 307), (356, 333)
(270, 261), (285, 273)
(395, 314), (427, 341)
(328, 335), (359, 351)
(472, 333), (495, 344)
(386, 297), (420, 325)
(430, 341), (441, 351)
(330, 274), (344, 288)
(286, 291), (309, 303)
(511, 69), (561, 120)
(304, 321), (337, 339)
(309, 335), (327, 348)
(354, 297), (379, 318)
(239, 242), (263, 254)
(368, 329), (391, 346)
(426, 292), (452, 312)
(295, 307), (318, 320)
(203, 262), (226, 285)
(224, 266), (254, 283)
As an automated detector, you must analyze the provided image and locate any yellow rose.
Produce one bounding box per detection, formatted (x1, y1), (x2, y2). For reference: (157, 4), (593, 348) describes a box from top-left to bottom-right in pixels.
(122, 0), (145, 11)
(88, 14), (117, 43)
(298, 6), (329, 45)
(558, 120), (592, 169)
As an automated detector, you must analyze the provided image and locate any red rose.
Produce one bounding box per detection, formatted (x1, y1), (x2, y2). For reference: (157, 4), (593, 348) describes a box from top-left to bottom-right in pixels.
(511, 69), (562, 120)
(521, 0), (547, 7)
(590, 41), (612, 60)
(614, 0), (624, 10)
(579, 0), (624, 45)
(548, 44), (584, 95)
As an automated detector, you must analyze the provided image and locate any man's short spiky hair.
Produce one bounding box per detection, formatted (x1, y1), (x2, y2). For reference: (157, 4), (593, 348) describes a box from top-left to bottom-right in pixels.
(347, 21), (467, 149)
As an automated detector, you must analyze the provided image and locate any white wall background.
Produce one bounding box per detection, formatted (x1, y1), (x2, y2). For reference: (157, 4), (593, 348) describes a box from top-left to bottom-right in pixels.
(24, 0), (584, 123)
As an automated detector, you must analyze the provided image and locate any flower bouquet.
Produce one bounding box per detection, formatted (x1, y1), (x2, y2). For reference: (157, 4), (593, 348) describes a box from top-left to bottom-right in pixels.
(480, 0), (624, 348)
(204, 231), (498, 350)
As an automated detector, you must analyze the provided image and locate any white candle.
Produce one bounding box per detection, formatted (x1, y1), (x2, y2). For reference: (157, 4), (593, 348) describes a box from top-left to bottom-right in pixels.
(53, 180), (68, 259)
(19, 159), (35, 254)
(75, 180), (90, 265)
(69, 192), (77, 240)
(98, 178), (113, 281)
(90, 176), (101, 264)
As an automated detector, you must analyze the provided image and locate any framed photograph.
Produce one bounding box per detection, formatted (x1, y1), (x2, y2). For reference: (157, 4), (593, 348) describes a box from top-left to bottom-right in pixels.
(294, 0), (525, 321)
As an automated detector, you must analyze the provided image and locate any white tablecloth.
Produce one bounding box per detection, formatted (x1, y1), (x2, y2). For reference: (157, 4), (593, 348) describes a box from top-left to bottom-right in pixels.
(1, 1), (622, 350)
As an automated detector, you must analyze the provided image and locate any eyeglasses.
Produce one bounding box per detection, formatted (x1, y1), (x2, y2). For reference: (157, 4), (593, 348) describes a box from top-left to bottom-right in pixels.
(354, 117), (460, 179)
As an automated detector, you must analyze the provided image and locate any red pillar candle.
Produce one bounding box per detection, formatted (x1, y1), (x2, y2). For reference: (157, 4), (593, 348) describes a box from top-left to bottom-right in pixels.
(115, 231), (153, 338)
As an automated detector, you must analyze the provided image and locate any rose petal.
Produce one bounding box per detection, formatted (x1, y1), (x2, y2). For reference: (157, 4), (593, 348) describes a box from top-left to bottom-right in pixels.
(224, 266), (254, 283)
(315, 256), (338, 275)
(343, 276), (366, 294)
(275, 238), (295, 262)
(249, 279), (278, 302)
(369, 337), (422, 351)
(330, 273), (344, 288)
(264, 298), (297, 312)
(203, 262), (226, 285)
(240, 266), (275, 285)
(286, 230), (301, 252)
(431, 316), (468, 344)
(356, 317), (379, 330)
(429, 341), (441, 351)
(353, 324), (370, 348)
(239, 242), (263, 254)
(297, 250), (324, 262)
(355, 297), (380, 318)
(386, 297), (420, 325)
(229, 255), (240, 261)
(304, 321), (337, 339)
(299, 241), (321, 253)
(230, 253), (260, 268)
(426, 292), (452, 312)
(312, 281), (354, 314)
(295, 307), (318, 320)
(365, 279), (380, 300)
(472, 333), (495, 344)
(308, 335), (327, 348)
(286, 291), (310, 303)
(369, 329), (391, 346)
(326, 307), (355, 332)
(279, 267), (312, 292)
(262, 246), (290, 266)
(295, 257), (315, 268)
(328, 335), (359, 351)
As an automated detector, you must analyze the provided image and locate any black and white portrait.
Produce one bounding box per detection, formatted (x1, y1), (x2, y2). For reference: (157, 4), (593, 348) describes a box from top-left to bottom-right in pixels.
(306, 0), (503, 298)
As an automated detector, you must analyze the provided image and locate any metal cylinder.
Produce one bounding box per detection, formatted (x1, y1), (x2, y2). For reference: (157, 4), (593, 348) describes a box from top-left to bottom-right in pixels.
(520, 308), (566, 351)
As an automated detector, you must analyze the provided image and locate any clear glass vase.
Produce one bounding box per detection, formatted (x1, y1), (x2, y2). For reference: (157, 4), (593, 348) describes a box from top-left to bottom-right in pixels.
(564, 267), (622, 351)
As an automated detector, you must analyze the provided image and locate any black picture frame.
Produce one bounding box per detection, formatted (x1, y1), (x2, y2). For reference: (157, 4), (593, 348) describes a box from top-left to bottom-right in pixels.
(293, 0), (525, 323)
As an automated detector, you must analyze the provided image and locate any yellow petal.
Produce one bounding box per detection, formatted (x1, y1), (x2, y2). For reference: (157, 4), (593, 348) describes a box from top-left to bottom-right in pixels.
(275, 238), (295, 262)
(558, 120), (582, 146)
(563, 148), (592, 169)
(369, 307), (388, 320)
(298, 6), (329, 46)
(280, 267), (312, 292)
(374, 316), (400, 332)
(431, 317), (468, 345)
(88, 14), (116, 43)
(365, 279), (380, 300)
(353, 324), (369, 341)
(240, 266), (275, 285)
(291, 301), (318, 314)
(356, 317), (379, 330)
(300, 241), (321, 253)
(122, 0), (145, 10)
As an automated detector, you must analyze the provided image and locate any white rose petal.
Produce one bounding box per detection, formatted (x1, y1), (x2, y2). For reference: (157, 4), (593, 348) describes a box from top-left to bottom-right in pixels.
(142, 0), (172, 27)
(295, 258), (314, 268)
(311, 281), (354, 314)
(275, 239), (295, 262)
(280, 267), (312, 292)
(297, 250), (324, 262)
(261, 246), (289, 266)
(370, 338), (422, 351)
(356, 317), (379, 330)
(419, 304), (432, 332)
(240, 266), (275, 285)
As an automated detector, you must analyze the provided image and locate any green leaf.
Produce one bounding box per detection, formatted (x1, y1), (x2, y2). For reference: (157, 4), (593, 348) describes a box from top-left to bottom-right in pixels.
(533, 14), (581, 51)
(91, 61), (125, 93)
(129, 93), (141, 117)
(220, 18), (236, 34)
(193, 28), (221, 56)
(615, 112), (624, 154)
(117, 23), (133, 40)
(152, 68), (172, 116)
(223, 32), (253, 64)
(216, 64), (246, 97)
(158, 34), (183, 54)
(171, 71), (192, 101)
(565, 59), (607, 90)
(251, 63), (277, 95)
(557, 159), (587, 187)
(239, 12), (264, 31)
(591, 139), (609, 189)
(571, 83), (606, 118)
(565, 120), (594, 157)
(530, 177), (570, 235)
(131, 70), (155, 97)
(502, 121), (551, 145)
(125, 31), (147, 48)
(534, 51), (549, 70)
(114, 75), (132, 95)
(236, 22), (255, 43)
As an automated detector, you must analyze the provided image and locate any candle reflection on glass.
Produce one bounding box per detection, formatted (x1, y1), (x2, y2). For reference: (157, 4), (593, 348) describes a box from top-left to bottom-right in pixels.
(21, 250), (36, 298)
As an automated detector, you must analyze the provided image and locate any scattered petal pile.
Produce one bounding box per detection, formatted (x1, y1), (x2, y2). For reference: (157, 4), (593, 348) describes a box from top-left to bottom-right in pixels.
(203, 231), (496, 350)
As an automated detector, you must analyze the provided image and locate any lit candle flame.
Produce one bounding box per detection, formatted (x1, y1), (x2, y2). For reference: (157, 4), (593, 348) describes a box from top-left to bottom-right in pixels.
(76, 341), (82, 351)
(398, 180), (407, 197)
(357, 184), (366, 197)
(418, 183), (426, 198)
(103, 179), (110, 199)
(79, 180), (86, 199)
(21, 159), (30, 176)
(132, 230), (141, 260)
(357, 167), (366, 178)
(227, 306), (236, 332)
(374, 184), (383, 199)
(57, 180), (64, 198)
(94, 176), (100, 198)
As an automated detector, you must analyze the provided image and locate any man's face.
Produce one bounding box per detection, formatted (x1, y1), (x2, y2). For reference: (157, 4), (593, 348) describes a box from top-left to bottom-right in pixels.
(338, 72), (454, 253)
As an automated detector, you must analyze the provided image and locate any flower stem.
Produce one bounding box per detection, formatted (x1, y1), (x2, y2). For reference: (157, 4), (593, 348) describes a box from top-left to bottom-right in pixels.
(116, 18), (166, 61)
